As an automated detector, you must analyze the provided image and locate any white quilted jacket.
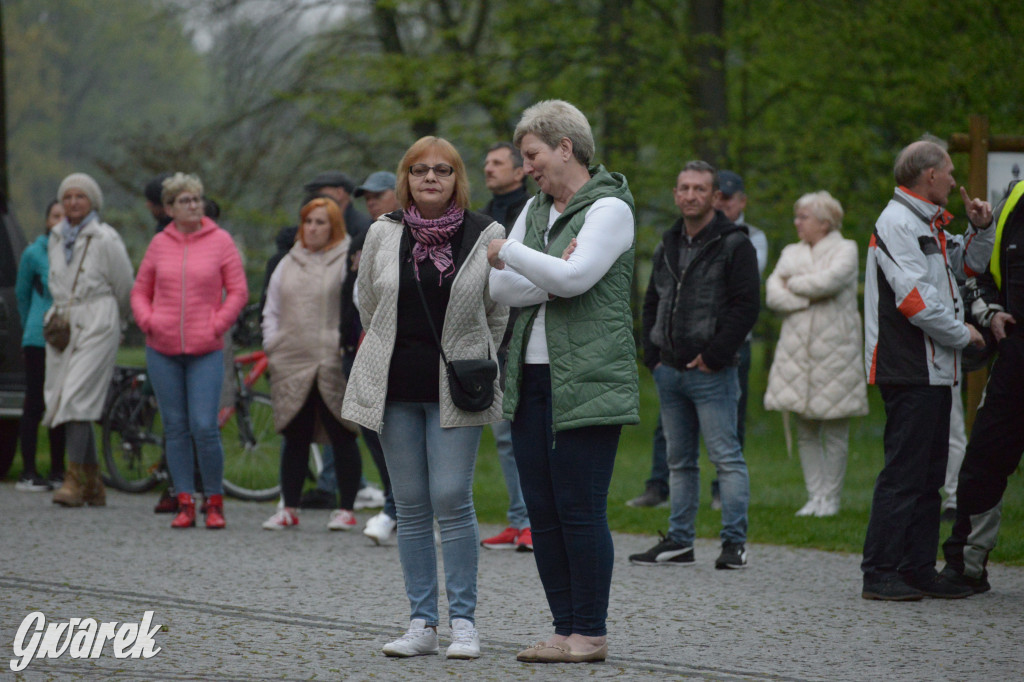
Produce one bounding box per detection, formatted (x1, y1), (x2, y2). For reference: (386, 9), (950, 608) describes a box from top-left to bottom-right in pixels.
(341, 214), (508, 432)
(763, 230), (868, 420)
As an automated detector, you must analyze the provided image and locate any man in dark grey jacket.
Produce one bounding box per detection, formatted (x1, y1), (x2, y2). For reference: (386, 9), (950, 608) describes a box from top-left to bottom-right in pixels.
(630, 160), (760, 570)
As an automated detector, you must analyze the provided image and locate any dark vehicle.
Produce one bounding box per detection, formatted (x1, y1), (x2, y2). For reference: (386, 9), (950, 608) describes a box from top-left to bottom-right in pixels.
(0, 207), (27, 469)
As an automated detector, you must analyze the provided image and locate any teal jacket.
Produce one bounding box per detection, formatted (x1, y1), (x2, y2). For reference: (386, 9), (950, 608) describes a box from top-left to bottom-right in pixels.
(16, 234), (53, 348)
(502, 166), (640, 431)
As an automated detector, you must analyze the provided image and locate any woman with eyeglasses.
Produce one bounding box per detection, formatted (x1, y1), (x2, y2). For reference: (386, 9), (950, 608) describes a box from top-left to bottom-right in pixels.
(342, 137), (508, 660)
(131, 173), (248, 529)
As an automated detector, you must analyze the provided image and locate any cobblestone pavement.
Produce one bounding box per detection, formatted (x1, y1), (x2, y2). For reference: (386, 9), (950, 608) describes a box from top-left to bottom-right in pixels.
(2, 488), (1022, 681)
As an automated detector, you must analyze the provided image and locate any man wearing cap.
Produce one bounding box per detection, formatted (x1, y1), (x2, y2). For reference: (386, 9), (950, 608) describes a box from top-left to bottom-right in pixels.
(478, 142), (533, 552)
(354, 171), (399, 222)
(303, 170), (372, 240)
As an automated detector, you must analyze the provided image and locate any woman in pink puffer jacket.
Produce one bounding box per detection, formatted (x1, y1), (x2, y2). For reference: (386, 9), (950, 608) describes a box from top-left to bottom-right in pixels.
(131, 173), (248, 530)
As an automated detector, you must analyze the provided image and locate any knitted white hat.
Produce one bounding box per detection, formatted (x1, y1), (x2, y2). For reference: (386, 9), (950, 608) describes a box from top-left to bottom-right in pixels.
(58, 173), (103, 211)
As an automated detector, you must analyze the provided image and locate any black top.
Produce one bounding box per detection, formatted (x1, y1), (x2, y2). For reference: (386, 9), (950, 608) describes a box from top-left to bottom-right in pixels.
(387, 226), (465, 402)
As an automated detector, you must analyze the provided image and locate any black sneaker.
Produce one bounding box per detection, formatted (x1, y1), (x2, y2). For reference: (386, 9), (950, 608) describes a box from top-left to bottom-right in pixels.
(15, 474), (52, 492)
(48, 472), (65, 488)
(715, 542), (747, 569)
(299, 488), (336, 510)
(626, 483), (668, 508)
(629, 532), (694, 566)
(861, 577), (924, 601)
(905, 573), (973, 599)
(938, 565), (990, 595)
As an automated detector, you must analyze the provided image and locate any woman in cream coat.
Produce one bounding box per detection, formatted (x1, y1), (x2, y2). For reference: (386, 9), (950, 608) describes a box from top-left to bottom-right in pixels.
(46, 173), (134, 507)
(763, 191), (868, 517)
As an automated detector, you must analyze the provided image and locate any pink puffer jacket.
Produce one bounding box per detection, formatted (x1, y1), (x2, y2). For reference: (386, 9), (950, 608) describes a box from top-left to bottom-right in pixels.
(131, 217), (248, 356)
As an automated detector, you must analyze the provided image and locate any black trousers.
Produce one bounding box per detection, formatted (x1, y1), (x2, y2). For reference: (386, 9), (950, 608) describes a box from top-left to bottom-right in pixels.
(18, 346), (65, 477)
(943, 333), (1024, 574)
(862, 384), (951, 584)
(280, 385), (361, 509)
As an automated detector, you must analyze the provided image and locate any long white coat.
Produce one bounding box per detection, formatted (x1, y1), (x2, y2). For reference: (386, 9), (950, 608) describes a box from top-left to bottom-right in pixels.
(763, 230), (868, 420)
(43, 218), (134, 426)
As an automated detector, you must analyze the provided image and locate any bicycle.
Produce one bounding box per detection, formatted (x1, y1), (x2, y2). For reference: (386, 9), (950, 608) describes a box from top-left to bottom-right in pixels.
(100, 304), (319, 501)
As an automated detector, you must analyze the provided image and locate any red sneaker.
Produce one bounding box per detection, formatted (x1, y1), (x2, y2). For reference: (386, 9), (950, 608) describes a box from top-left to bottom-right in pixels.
(154, 489), (179, 514)
(481, 526), (519, 550)
(516, 527), (533, 552)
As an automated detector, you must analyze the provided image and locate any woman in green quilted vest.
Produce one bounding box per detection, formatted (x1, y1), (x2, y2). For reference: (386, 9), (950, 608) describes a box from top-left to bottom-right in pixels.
(488, 100), (639, 664)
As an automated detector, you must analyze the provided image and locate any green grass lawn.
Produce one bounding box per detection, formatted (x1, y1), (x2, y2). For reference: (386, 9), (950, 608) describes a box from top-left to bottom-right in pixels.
(10, 342), (1023, 565)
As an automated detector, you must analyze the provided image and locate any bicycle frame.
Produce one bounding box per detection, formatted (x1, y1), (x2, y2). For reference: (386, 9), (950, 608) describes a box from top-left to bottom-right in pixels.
(217, 350), (268, 428)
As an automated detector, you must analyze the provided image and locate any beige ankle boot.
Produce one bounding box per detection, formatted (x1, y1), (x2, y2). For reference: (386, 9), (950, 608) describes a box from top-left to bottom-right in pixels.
(53, 462), (85, 507)
(81, 462), (106, 506)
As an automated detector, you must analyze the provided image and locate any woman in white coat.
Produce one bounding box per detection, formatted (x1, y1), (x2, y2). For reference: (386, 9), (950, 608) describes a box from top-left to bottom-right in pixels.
(46, 173), (134, 507)
(763, 191), (868, 517)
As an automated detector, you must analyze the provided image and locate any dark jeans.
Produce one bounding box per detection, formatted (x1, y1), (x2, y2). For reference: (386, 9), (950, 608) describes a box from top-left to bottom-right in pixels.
(280, 386), (361, 509)
(862, 384), (951, 584)
(18, 346), (65, 477)
(512, 365), (620, 637)
(943, 333), (1024, 575)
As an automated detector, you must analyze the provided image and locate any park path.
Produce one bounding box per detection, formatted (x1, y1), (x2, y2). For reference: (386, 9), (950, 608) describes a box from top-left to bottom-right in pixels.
(2, 488), (1022, 680)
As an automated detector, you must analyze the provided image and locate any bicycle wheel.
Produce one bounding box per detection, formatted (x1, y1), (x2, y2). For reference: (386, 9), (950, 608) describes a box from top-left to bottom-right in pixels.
(221, 392), (281, 501)
(102, 384), (163, 493)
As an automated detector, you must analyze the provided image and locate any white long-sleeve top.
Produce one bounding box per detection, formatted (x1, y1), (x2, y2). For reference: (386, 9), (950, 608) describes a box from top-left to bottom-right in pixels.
(489, 196), (634, 363)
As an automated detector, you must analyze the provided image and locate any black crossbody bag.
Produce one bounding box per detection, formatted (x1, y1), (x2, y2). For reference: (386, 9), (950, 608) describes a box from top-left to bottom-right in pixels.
(410, 240), (497, 412)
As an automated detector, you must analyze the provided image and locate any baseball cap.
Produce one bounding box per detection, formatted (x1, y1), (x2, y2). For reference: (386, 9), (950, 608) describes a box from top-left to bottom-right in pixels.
(718, 170), (745, 196)
(354, 171), (397, 197)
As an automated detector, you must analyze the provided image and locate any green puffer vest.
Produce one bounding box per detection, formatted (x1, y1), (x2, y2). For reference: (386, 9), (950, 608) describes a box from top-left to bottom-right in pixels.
(502, 165), (640, 431)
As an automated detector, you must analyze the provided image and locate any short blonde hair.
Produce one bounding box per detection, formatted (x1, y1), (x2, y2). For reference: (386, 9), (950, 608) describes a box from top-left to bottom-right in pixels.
(395, 137), (470, 211)
(298, 197), (347, 250)
(513, 100), (595, 167)
(794, 190), (843, 231)
(162, 172), (204, 206)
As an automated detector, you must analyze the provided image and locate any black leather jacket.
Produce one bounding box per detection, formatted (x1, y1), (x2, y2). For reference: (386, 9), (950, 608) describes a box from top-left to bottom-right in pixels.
(642, 210), (760, 371)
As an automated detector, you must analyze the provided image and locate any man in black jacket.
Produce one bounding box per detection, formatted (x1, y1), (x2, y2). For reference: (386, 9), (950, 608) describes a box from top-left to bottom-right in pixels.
(940, 180), (1024, 594)
(629, 161), (760, 570)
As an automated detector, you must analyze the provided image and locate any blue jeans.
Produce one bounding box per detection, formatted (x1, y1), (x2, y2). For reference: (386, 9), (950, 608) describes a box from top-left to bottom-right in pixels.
(654, 364), (749, 546)
(512, 365), (619, 637)
(146, 347), (225, 496)
(379, 401), (481, 627)
(492, 419), (530, 529)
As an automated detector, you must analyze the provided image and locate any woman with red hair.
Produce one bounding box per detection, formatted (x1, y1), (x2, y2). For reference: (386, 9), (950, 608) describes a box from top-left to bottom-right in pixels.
(261, 197), (362, 531)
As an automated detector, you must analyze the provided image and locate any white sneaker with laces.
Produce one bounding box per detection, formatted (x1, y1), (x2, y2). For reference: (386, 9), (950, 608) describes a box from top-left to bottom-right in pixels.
(446, 618), (480, 659)
(327, 509), (357, 531)
(815, 497), (840, 517)
(262, 508), (299, 530)
(382, 619), (439, 657)
(354, 485), (386, 510)
(363, 511), (396, 545)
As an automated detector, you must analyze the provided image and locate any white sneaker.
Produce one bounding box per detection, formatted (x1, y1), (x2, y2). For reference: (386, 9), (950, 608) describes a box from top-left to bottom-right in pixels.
(446, 618), (480, 659)
(354, 485), (386, 510)
(327, 509), (357, 531)
(382, 619), (439, 657)
(815, 497), (840, 517)
(363, 511), (396, 545)
(795, 498), (820, 517)
(262, 508), (299, 530)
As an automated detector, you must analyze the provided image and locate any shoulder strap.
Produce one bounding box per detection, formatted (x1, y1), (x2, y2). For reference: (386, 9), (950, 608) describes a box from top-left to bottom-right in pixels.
(68, 236), (92, 302)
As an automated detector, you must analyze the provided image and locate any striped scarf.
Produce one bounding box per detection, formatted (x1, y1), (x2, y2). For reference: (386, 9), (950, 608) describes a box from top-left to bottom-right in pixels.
(404, 202), (465, 284)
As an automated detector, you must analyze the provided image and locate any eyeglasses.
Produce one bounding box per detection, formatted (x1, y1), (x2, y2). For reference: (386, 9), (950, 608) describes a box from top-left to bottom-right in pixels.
(409, 163), (454, 178)
(173, 195), (203, 206)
